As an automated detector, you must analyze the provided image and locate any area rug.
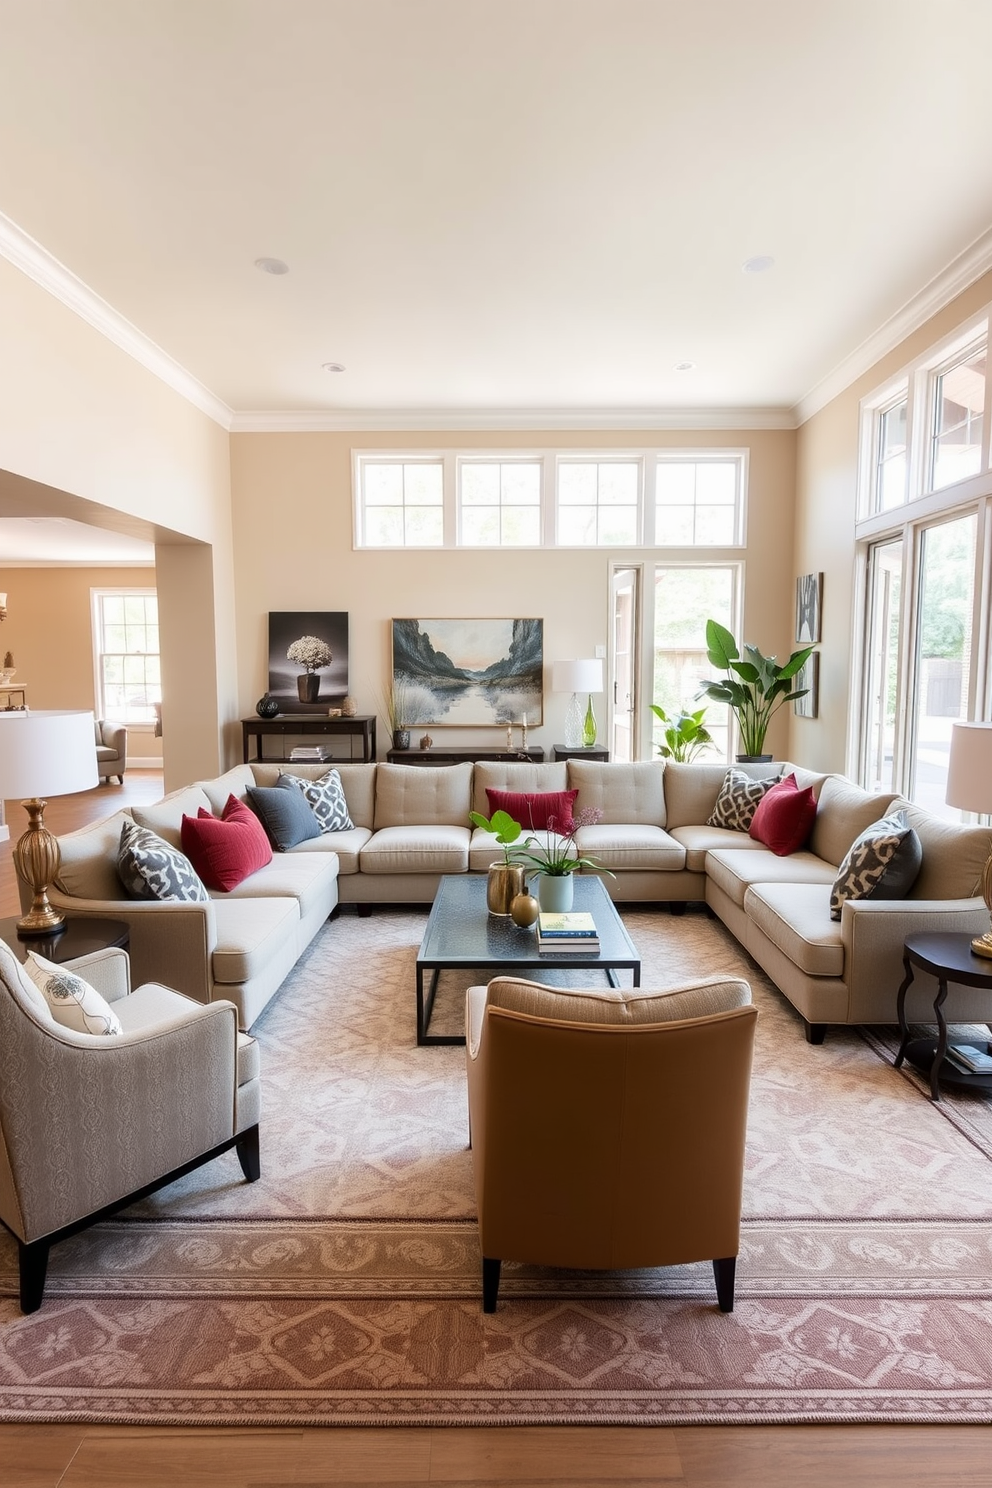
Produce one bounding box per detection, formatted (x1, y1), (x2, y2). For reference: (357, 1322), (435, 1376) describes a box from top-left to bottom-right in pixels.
(2, 906), (991, 1425)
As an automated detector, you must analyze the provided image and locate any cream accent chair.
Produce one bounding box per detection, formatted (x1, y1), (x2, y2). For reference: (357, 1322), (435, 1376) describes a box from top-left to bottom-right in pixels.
(94, 719), (127, 784)
(466, 975), (757, 1313)
(0, 939), (261, 1313)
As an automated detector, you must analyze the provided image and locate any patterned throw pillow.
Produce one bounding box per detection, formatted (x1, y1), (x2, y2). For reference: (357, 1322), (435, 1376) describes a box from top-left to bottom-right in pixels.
(23, 951), (123, 1035)
(707, 769), (782, 831)
(829, 810), (923, 921)
(280, 769), (354, 833)
(117, 818), (210, 902)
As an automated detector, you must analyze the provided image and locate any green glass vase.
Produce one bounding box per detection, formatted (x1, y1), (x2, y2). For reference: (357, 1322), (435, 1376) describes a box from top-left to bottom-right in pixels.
(582, 695), (597, 747)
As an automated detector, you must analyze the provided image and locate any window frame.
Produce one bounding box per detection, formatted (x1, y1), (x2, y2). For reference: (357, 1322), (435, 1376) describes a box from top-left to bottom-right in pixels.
(90, 587), (161, 727)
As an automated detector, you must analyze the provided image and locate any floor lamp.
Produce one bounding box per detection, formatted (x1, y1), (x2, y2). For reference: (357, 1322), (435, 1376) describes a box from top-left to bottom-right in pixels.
(553, 659), (605, 749)
(0, 710), (99, 935)
(945, 721), (992, 959)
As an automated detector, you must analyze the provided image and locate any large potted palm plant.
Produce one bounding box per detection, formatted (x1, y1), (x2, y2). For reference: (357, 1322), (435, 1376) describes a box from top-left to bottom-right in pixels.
(698, 619), (813, 760)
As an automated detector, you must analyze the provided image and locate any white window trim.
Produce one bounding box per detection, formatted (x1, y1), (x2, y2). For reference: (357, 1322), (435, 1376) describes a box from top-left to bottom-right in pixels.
(90, 586), (159, 725)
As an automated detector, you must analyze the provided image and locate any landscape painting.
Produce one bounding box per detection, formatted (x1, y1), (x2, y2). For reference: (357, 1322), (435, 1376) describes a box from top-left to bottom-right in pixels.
(392, 618), (543, 727)
(268, 611), (349, 712)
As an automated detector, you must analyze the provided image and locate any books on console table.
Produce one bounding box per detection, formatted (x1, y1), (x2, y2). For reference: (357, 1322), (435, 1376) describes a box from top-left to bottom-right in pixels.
(289, 746), (333, 762)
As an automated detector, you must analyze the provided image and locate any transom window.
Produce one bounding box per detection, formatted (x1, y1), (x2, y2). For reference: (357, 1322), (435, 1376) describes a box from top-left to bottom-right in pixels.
(92, 589), (160, 725)
(655, 457), (742, 544)
(875, 395), (908, 511)
(557, 460), (640, 545)
(458, 459), (541, 545)
(930, 345), (986, 492)
(359, 459), (444, 546)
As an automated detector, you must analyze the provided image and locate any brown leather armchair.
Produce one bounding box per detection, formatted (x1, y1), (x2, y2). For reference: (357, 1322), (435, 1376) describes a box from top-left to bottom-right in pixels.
(465, 975), (757, 1313)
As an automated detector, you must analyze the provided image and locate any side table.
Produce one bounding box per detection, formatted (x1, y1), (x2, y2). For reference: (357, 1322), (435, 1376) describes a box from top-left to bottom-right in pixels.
(552, 744), (610, 762)
(0, 916), (130, 966)
(894, 931), (992, 1101)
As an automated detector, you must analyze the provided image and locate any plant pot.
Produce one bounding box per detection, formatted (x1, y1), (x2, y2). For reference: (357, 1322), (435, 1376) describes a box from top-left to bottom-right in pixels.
(537, 873), (574, 913)
(393, 728), (411, 750)
(736, 753), (773, 763)
(297, 673), (320, 704)
(487, 863), (526, 916)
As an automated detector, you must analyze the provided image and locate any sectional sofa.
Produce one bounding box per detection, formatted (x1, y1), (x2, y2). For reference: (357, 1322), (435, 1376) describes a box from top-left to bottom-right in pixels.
(38, 757), (992, 1039)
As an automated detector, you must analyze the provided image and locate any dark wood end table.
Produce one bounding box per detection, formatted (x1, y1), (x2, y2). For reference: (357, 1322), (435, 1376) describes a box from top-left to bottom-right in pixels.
(894, 931), (992, 1101)
(0, 916), (130, 966)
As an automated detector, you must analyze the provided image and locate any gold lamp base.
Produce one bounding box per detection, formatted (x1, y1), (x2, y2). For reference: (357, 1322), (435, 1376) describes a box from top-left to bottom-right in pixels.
(971, 931), (992, 960)
(12, 798), (67, 936)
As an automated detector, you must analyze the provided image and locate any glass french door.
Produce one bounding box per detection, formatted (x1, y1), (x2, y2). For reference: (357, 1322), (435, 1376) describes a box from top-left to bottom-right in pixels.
(863, 538), (903, 794)
(610, 567), (639, 762)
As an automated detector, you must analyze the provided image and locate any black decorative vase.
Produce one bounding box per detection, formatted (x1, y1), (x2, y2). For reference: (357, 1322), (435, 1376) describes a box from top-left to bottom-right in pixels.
(297, 673), (320, 704)
(255, 694), (280, 718)
(393, 728), (411, 751)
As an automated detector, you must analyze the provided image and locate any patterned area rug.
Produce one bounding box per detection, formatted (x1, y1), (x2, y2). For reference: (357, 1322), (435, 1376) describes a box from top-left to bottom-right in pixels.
(2, 905), (992, 1425)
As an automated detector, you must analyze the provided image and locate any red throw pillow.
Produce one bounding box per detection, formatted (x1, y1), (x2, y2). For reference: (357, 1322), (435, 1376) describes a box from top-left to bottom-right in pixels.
(485, 788), (579, 835)
(748, 775), (816, 856)
(181, 794), (273, 891)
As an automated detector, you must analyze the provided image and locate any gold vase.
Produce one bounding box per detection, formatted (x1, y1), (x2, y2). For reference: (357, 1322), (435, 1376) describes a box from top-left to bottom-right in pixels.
(486, 862), (525, 915)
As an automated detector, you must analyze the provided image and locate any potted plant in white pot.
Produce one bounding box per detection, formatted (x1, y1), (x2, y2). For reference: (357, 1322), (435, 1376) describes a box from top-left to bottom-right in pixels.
(697, 619), (813, 761)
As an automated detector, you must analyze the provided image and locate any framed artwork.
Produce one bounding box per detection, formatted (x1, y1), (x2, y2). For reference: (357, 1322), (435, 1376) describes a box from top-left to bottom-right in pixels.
(793, 651), (819, 718)
(392, 618), (543, 727)
(268, 611), (348, 712)
(796, 572), (823, 645)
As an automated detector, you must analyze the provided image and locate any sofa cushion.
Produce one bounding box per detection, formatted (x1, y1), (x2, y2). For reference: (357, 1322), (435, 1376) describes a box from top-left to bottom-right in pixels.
(217, 850), (338, 919)
(808, 776), (899, 868)
(197, 765), (257, 815)
(667, 824), (771, 873)
(708, 768), (782, 831)
(571, 822), (686, 871)
(54, 811), (135, 901)
(469, 827), (569, 873)
(743, 881), (845, 977)
(23, 951), (123, 1036)
(251, 761), (376, 830)
(707, 846), (837, 908)
(829, 810), (923, 920)
(749, 775), (817, 856)
(132, 786), (213, 850)
(374, 762), (473, 830)
(486, 974), (752, 1025)
(360, 824), (470, 875)
(181, 797), (273, 892)
(893, 799), (992, 901)
(281, 768), (355, 832)
(472, 761), (568, 816)
(246, 780), (323, 850)
(117, 820), (210, 903)
(566, 760), (667, 826)
(485, 787), (578, 834)
(663, 760), (782, 829)
(274, 825), (371, 872)
(210, 896), (301, 986)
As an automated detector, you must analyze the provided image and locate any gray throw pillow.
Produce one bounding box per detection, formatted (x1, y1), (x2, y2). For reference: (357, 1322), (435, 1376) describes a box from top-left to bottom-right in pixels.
(829, 809), (923, 920)
(247, 779), (322, 850)
(707, 769), (782, 831)
(117, 819), (209, 902)
(280, 768), (354, 833)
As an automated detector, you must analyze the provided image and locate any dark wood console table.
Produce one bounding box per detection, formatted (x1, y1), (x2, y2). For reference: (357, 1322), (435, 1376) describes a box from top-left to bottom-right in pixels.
(242, 715), (376, 764)
(385, 745), (545, 766)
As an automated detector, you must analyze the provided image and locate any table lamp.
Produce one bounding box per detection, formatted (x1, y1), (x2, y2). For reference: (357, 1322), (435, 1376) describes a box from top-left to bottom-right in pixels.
(553, 659), (604, 749)
(945, 720), (992, 959)
(0, 710), (99, 935)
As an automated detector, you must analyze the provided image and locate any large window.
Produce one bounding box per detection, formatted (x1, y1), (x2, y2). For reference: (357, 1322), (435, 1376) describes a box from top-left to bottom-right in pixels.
(652, 565), (739, 761)
(92, 590), (160, 724)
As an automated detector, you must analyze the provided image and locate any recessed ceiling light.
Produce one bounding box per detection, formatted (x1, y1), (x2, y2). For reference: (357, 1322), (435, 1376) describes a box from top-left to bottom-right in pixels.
(673, 361), (696, 372)
(742, 255), (775, 274)
(322, 362), (346, 373)
(254, 256), (289, 275)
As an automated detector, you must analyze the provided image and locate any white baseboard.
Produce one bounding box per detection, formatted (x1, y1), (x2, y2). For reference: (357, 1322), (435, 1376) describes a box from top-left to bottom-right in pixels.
(125, 757), (165, 769)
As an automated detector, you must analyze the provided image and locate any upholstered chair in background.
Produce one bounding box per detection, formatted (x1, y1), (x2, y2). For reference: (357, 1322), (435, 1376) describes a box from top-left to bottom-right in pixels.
(465, 975), (757, 1313)
(94, 719), (127, 784)
(0, 941), (260, 1312)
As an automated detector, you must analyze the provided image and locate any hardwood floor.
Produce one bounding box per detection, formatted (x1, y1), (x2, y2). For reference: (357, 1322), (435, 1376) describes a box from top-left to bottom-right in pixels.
(1, 773), (987, 1486)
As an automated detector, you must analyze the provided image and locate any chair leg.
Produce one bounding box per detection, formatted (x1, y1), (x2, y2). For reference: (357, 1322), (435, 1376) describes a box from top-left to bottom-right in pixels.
(19, 1239), (50, 1314)
(804, 1020), (826, 1045)
(236, 1124), (261, 1182)
(482, 1256), (501, 1313)
(116, 774), (124, 785)
(712, 1256), (736, 1313)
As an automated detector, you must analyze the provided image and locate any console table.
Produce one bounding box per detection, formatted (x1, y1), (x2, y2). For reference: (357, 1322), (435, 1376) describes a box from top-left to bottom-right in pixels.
(386, 746), (545, 766)
(553, 743), (610, 762)
(242, 715), (376, 764)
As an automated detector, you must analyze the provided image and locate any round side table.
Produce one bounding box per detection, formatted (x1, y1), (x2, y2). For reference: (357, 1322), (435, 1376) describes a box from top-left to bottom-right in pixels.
(0, 916), (130, 966)
(894, 931), (992, 1101)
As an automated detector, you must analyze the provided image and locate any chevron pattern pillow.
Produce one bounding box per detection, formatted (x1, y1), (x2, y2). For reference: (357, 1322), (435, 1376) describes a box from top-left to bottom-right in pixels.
(280, 769), (354, 833)
(829, 810), (923, 920)
(117, 818), (210, 902)
(707, 768), (782, 831)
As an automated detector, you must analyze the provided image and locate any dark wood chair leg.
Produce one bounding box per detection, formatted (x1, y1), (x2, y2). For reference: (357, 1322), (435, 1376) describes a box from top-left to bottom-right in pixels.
(712, 1255), (736, 1313)
(668, 901), (687, 916)
(357, 904), (373, 918)
(482, 1256), (501, 1313)
(236, 1124), (261, 1182)
(19, 1239), (50, 1314)
(804, 1020), (826, 1045)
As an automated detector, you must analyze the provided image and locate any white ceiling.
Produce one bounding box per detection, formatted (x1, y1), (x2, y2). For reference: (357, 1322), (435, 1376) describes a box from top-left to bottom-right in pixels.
(1, 0), (992, 437)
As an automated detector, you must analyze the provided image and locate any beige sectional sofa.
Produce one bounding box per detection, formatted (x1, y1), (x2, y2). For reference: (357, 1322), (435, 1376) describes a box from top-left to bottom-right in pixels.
(40, 756), (992, 1041)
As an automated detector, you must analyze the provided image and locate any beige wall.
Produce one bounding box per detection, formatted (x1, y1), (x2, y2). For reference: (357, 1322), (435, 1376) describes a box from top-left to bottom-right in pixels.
(231, 427), (797, 759)
(791, 267), (992, 772)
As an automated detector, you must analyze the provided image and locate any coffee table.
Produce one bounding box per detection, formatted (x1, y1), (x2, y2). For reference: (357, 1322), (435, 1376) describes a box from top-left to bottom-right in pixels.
(415, 875), (641, 1045)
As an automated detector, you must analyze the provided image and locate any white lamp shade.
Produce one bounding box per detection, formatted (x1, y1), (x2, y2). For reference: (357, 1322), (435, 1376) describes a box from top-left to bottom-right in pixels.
(552, 658), (604, 695)
(945, 721), (992, 816)
(0, 710), (99, 798)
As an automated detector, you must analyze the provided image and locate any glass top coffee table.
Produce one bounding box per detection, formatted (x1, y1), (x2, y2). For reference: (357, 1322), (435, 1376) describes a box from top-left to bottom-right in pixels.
(416, 874), (641, 1045)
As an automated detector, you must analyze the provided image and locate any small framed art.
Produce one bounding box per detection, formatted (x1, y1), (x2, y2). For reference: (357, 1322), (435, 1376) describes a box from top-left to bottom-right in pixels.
(796, 572), (822, 645)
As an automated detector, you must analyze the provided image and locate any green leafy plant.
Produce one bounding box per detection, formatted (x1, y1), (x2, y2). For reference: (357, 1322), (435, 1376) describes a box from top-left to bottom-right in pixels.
(697, 619), (813, 758)
(510, 807), (616, 879)
(468, 808), (528, 866)
(650, 704), (713, 762)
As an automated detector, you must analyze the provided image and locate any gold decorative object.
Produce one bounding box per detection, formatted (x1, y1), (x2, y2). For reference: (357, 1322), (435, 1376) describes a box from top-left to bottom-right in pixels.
(486, 863), (526, 916)
(510, 891), (540, 927)
(341, 695), (358, 717)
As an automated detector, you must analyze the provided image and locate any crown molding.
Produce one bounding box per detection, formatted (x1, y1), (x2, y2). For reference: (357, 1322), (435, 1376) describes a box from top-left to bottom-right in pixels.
(794, 225), (992, 426)
(229, 405), (797, 433)
(0, 210), (234, 430)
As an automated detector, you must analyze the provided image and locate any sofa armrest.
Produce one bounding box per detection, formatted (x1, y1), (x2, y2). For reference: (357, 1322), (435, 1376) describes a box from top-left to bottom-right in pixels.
(842, 895), (989, 1014)
(62, 946), (132, 1003)
(46, 891), (218, 1006)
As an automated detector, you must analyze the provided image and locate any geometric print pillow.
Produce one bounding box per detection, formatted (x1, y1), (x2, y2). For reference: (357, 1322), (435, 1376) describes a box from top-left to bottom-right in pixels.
(23, 950), (124, 1035)
(829, 810), (923, 921)
(280, 769), (354, 833)
(707, 769), (782, 831)
(117, 818), (210, 902)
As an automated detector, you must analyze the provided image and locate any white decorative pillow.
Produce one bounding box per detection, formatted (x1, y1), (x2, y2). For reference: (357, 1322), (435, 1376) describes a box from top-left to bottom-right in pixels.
(707, 769), (782, 831)
(117, 819), (209, 902)
(24, 951), (123, 1036)
(280, 769), (355, 833)
(829, 810), (923, 921)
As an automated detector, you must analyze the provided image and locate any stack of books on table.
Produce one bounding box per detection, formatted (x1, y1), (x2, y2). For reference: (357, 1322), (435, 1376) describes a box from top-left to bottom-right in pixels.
(537, 911), (600, 953)
(288, 746), (333, 762)
(944, 1043), (992, 1075)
